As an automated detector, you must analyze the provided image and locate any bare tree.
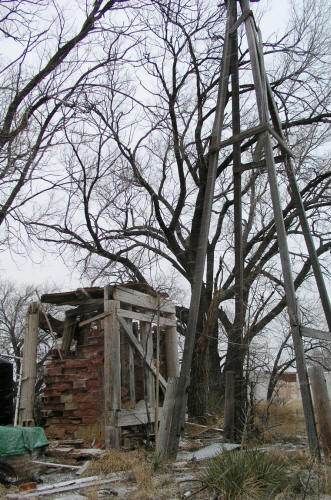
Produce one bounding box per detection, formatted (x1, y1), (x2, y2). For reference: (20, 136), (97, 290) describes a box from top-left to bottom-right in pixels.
(19, 0), (331, 427)
(0, 280), (56, 401)
(0, 0), (135, 248)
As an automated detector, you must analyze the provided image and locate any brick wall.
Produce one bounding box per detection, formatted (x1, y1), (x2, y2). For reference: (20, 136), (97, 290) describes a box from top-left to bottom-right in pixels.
(42, 320), (167, 441)
(43, 323), (104, 440)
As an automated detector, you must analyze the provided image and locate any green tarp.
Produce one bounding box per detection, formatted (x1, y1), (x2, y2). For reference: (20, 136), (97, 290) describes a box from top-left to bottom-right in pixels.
(0, 426), (48, 457)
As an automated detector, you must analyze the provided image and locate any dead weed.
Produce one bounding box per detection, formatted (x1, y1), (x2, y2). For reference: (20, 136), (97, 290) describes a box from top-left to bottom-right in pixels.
(86, 448), (146, 476)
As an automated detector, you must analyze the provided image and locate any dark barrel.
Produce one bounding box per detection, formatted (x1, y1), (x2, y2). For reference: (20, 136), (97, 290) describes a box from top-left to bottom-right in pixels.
(0, 358), (13, 425)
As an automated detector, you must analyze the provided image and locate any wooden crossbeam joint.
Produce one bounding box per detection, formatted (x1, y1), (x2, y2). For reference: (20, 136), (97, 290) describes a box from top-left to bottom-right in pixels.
(229, 9), (253, 35)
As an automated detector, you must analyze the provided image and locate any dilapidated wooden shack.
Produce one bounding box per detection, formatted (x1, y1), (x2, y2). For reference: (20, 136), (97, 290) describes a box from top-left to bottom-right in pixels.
(18, 284), (179, 449)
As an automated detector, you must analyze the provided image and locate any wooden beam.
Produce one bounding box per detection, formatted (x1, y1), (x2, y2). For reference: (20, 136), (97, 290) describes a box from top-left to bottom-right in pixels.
(240, 154), (285, 172)
(268, 126), (295, 158)
(156, 377), (178, 456)
(104, 289), (121, 449)
(61, 311), (77, 355)
(229, 9), (253, 34)
(301, 326), (331, 342)
(214, 123), (269, 150)
(165, 315), (180, 377)
(117, 308), (176, 327)
(118, 316), (167, 391)
(308, 365), (331, 457)
(141, 321), (155, 407)
(78, 311), (111, 327)
(19, 303), (39, 426)
(113, 286), (175, 314)
(242, 2), (320, 457)
(120, 306), (136, 408)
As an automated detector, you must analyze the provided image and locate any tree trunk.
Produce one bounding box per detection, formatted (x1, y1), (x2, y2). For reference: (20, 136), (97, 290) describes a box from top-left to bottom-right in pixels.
(187, 307), (208, 422)
(208, 321), (222, 408)
(223, 331), (245, 440)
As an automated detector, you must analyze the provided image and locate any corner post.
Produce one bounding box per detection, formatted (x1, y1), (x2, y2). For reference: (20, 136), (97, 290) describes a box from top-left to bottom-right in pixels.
(104, 286), (121, 449)
(18, 302), (39, 426)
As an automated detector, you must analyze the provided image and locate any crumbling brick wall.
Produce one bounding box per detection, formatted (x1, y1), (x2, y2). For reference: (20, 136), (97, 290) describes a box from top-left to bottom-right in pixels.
(42, 320), (167, 441)
(43, 323), (104, 440)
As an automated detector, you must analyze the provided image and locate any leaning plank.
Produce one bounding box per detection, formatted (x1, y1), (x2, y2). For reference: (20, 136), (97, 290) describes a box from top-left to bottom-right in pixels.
(47, 447), (104, 459)
(301, 326), (331, 342)
(185, 422), (224, 434)
(6, 474), (125, 499)
(78, 311), (111, 327)
(118, 308), (176, 327)
(118, 316), (167, 391)
(31, 460), (80, 470)
(113, 286), (175, 314)
(268, 126), (295, 157)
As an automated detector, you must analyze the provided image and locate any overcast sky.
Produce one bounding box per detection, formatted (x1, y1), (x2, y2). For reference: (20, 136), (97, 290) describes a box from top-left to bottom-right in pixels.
(1, 0), (292, 291)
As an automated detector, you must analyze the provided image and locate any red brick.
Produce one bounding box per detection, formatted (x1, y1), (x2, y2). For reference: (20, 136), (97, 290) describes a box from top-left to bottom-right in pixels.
(73, 379), (88, 389)
(63, 359), (90, 368)
(51, 382), (73, 392)
(70, 408), (99, 417)
(87, 379), (100, 388)
(81, 416), (98, 424)
(90, 358), (103, 366)
(75, 389), (99, 399)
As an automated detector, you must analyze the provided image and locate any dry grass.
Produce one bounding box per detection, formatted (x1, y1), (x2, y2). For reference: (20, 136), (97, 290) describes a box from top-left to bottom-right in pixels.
(255, 400), (306, 442)
(129, 462), (154, 497)
(86, 448), (157, 499)
(86, 448), (147, 476)
(0, 483), (8, 498)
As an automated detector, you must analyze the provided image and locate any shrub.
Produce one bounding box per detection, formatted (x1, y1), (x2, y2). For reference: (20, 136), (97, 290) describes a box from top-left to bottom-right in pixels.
(201, 448), (294, 499)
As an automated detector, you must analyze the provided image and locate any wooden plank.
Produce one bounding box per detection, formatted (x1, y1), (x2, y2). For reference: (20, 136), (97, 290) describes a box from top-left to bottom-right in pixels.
(117, 307), (176, 327)
(6, 474), (124, 499)
(61, 311), (77, 355)
(104, 289), (121, 449)
(165, 315), (180, 377)
(120, 306), (136, 408)
(229, 9), (253, 34)
(240, 155), (284, 172)
(308, 366), (331, 457)
(19, 303), (39, 426)
(113, 286), (175, 314)
(31, 461), (80, 470)
(301, 326), (331, 342)
(268, 126), (295, 158)
(140, 321), (155, 407)
(118, 316), (167, 391)
(156, 377), (178, 456)
(78, 311), (111, 327)
(213, 123), (269, 151)
(117, 407), (162, 427)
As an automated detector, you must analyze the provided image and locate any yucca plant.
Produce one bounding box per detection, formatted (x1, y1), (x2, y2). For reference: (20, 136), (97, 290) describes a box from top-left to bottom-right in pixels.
(201, 449), (294, 499)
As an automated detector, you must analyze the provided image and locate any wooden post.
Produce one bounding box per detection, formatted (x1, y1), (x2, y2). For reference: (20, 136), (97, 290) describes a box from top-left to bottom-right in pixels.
(308, 366), (331, 458)
(165, 317), (180, 378)
(141, 321), (155, 407)
(158, 4), (234, 458)
(18, 302), (39, 426)
(120, 306), (136, 408)
(61, 311), (76, 355)
(240, 0), (320, 458)
(104, 287), (121, 449)
(156, 377), (179, 457)
(224, 371), (235, 439)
